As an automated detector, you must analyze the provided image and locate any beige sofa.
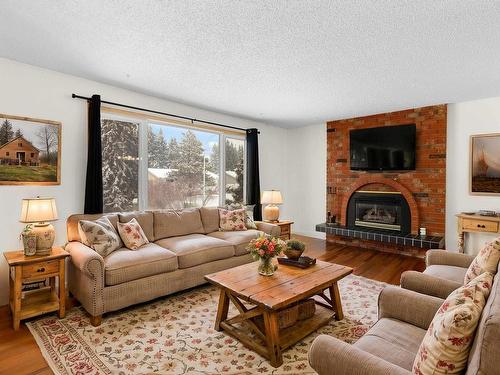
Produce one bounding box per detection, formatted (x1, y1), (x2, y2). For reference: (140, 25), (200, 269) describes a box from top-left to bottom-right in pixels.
(65, 207), (280, 326)
(309, 263), (500, 375)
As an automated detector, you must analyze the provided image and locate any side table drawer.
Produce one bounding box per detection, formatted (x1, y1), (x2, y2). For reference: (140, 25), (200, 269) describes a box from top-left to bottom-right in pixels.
(280, 225), (290, 235)
(462, 219), (498, 233)
(22, 260), (59, 279)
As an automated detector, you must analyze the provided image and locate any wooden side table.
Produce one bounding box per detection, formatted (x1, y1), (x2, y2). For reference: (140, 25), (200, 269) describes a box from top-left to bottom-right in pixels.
(3, 247), (69, 330)
(456, 213), (500, 253)
(272, 220), (294, 240)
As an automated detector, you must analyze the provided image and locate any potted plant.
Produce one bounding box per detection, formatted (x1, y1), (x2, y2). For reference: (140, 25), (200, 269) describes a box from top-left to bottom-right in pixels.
(284, 239), (306, 260)
(247, 235), (286, 276)
(20, 224), (37, 256)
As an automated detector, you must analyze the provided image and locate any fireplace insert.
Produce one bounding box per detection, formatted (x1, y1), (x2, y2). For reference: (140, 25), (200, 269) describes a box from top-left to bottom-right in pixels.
(346, 191), (411, 234)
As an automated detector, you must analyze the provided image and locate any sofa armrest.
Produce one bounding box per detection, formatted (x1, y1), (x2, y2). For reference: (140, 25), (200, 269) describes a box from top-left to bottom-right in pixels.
(378, 286), (444, 330)
(255, 221), (281, 237)
(309, 335), (411, 375)
(401, 270), (462, 299)
(66, 241), (104, 280)
(426, 249), (474, 268)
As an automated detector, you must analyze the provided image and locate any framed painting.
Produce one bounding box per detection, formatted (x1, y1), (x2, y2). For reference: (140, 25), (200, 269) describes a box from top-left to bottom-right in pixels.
(470, 133), (500, 195)
(0, 114), (61, 185)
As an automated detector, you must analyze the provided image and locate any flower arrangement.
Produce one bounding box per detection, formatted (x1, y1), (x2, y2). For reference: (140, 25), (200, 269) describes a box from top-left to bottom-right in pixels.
(247, 235), (286, 275)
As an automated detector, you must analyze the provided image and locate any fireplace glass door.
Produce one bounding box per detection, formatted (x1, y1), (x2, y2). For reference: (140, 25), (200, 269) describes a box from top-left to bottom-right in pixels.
(354, 201), (401, 231)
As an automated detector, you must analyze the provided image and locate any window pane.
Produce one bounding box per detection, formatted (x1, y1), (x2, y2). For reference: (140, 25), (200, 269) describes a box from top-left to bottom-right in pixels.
(101, 119), (140, 212)
(225, 138), (244, 205)
(147, 123), (220, 209)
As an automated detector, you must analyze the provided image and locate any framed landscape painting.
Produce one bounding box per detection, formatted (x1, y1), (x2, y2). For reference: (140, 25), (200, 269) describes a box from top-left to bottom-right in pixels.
(470, 133), (500, 195)
(0, 114), (61, 185)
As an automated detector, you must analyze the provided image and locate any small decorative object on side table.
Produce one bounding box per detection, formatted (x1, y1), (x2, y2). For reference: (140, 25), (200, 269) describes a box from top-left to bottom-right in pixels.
(19, 197), (58, 256)
(272, 220), (294, 240)
(3, 247), (69, 330)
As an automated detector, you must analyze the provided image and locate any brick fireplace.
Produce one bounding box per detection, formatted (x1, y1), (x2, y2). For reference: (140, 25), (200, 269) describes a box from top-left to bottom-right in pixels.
(321, 105), (447, 256)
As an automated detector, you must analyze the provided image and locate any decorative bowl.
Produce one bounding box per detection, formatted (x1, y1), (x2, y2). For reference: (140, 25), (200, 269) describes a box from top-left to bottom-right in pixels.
(284, 247), (304, 260)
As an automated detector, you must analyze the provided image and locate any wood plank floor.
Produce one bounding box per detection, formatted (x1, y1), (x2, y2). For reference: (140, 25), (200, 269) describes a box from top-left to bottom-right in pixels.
(0, 235), (425, 375)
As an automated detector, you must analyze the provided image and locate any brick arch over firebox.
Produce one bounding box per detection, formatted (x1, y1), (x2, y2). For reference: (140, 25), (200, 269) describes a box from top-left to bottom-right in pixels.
(340, 176), (420, 234)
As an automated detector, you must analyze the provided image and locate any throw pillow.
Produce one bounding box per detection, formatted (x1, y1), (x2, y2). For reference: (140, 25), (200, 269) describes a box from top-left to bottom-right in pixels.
(222, 204), (258, 229)
(464, 237), (500, 284)
(412, 272), (493, 375)
(219, 208), (247, 231)
(78, 216), (122, 257)
(117, 218), (149, 250)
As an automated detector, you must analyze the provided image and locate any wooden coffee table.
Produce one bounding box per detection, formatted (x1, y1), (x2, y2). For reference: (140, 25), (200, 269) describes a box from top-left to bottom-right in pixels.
(205, 260), (353, 367)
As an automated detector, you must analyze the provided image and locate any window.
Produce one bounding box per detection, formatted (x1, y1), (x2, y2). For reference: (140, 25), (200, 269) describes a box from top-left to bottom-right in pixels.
(18, 143), (22, 147)
(31, 153), (34, 157)
(101, 115), (245, 212)
(6, 152), (9, 156)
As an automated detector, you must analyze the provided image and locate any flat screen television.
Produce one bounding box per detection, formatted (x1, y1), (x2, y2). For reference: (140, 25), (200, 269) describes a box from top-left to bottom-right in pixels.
(350, 124), (416, 171)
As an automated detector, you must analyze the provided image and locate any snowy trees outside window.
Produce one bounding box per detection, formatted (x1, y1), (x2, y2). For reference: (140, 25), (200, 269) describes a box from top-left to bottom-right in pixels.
(101, 119), (139, 212)
(101, 117), (245, 212)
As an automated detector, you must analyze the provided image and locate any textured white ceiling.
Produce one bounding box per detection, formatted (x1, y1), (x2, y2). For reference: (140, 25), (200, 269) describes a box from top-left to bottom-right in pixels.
(1, 1), (500, 126)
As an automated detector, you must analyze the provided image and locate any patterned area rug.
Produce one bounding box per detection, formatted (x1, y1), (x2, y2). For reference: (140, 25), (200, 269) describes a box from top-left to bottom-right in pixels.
(27, 274), (386, 375)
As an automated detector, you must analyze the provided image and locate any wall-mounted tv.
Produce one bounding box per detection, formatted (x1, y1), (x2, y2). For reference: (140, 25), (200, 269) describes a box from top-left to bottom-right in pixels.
(350, 124), (416, 171)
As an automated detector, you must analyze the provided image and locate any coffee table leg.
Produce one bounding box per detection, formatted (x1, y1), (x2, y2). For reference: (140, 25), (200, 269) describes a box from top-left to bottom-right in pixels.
(329, 283), (344, 321)
(263, 310), (282, 367)
(215, 289), (229, 331)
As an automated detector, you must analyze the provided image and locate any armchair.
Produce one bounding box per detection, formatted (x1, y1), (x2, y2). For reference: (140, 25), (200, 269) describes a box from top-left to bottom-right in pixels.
(400, 249), (474, 299)
(309, 287), (443, 375)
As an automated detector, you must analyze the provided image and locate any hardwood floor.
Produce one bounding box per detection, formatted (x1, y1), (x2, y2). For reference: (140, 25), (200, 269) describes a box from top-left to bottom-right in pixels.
(0, 234), (425, 375)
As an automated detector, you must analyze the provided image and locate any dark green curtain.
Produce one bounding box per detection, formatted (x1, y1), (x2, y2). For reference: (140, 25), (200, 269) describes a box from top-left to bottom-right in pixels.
(84, 94), (103, 214)
(246, 128), (261, 220)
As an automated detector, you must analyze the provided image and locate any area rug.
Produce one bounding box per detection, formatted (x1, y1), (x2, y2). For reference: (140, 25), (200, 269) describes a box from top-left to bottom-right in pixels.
(27, 274), (386, 375)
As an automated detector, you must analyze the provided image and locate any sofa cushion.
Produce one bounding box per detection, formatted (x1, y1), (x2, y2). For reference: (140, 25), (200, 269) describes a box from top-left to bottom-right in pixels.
(199, 207), (220, 233)
(354, 317), (426, 371)
(153, 209), (205, 239)
(464, 236), (500, 284)
(424, 265), (467, 284)
(208, 229), (263, 256)
(119, 211), (155, 242)
(413, 272), (493, 375)
(155, 234), (234, 269)
(104, 243), (178, 286)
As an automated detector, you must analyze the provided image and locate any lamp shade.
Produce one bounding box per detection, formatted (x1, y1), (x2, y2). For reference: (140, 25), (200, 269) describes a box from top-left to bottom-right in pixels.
(20, 197), (58, 223)
(261, 190), (283, 205)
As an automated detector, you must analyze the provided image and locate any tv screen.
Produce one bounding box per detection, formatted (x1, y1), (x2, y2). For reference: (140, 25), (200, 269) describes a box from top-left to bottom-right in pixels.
(350, 124), (416, 171)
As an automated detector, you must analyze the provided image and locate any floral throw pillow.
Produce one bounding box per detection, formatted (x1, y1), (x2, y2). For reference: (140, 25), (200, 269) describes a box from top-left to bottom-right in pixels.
(78, 216), (122, 257)
(223, 204), (258, 229)
(412, 272), (493, 375)
(219, 208), (247, 231)
(117, 218), (149, 250)
(464, 237), (500, 284)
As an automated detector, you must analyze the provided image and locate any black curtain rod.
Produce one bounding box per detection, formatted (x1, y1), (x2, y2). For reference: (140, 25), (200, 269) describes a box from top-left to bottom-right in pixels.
(72, 93), (259, 134)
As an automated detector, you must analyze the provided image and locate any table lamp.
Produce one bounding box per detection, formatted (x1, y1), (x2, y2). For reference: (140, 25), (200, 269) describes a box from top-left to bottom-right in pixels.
(20, 197), (58, 256)
(261, 190), (283, 222)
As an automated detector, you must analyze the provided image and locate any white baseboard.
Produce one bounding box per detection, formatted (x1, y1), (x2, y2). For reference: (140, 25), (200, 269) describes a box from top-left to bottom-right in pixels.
(293, 230), (326, 240)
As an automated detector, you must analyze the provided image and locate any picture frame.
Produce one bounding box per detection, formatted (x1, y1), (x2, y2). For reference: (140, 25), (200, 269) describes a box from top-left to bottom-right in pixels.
(0, 113), (61, 185)
(470, 133), (500, 195)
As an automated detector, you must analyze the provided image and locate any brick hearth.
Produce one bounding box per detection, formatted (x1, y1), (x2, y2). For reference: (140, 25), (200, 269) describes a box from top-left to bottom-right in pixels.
(325, 105), (447, 255)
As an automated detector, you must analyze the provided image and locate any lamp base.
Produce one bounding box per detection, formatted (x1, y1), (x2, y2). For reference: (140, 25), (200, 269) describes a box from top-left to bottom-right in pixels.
(263, 205), (280, 222)
(32, 223), (55, 256)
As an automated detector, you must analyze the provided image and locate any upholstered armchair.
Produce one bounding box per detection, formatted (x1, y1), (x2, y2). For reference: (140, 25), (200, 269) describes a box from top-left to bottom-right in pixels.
(400, 249), (474, 299)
